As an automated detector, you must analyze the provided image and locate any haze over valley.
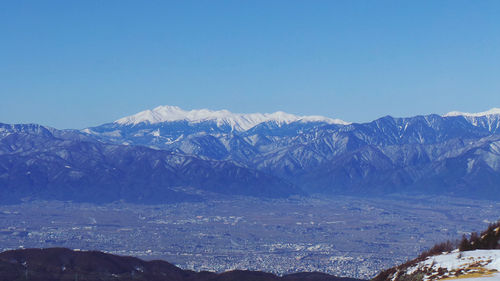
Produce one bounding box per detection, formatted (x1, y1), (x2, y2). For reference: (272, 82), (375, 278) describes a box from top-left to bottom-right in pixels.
(1, 106), (500, 279)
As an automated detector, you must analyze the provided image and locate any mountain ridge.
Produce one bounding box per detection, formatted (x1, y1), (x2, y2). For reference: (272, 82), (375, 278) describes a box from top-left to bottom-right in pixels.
(2, 107), (500, 203)
(0, 122), (299, 204)
(114, 105), (349, 130)
(84, 109), (500, 199)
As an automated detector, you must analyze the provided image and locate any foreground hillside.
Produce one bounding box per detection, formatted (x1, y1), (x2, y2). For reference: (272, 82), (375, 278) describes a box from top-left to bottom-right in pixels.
(0, 248), (364, 281)
(400, 250), (500, 280)
(373, 222), (500, 281)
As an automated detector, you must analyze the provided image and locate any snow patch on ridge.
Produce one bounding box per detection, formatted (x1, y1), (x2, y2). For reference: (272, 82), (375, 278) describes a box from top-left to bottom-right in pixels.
(405, 249), (500, 280)
(114, 105), (349, 131)
(444, 108), (500, 117)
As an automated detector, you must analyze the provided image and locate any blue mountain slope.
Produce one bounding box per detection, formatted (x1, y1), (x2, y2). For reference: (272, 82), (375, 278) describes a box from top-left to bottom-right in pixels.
(82, 108), (500, 199)
(0, 123), (299, 203)
(2, 107), (500, 203)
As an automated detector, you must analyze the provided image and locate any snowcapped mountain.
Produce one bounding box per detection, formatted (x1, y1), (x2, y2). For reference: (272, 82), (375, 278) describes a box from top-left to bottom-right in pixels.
(114, 105), (349, 130)
(82, 107), (500, 199)
(444, 108), (500, 117)
(2, 107), (500, 203)
(444, 108), (500, 133)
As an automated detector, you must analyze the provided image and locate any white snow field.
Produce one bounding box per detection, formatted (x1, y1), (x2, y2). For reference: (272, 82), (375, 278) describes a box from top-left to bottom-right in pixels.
(115, 105), (350, 130)
(405, 250), (500, 280)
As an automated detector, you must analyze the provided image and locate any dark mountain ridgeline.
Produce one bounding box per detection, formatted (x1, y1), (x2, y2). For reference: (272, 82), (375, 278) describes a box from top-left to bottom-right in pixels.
(0, 248), (364, 281)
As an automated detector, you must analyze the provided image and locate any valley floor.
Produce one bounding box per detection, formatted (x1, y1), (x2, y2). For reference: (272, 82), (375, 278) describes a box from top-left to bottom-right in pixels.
(0, 195), (499, 279)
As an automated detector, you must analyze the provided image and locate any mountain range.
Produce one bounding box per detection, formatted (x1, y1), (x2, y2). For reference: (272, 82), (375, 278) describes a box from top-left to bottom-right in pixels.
(1, 106), (500, 203)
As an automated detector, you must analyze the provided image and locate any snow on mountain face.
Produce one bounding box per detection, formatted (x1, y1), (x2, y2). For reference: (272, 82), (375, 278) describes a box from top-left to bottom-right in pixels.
(405, 250), (500, 280)
(444, 108), (500, 133)
(444, 108), (500, 117)
(114, 105), (349, 131)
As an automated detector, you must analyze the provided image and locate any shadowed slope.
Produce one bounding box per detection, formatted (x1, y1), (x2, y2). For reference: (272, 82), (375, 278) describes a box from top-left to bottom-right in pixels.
(0, 248), (365, 281)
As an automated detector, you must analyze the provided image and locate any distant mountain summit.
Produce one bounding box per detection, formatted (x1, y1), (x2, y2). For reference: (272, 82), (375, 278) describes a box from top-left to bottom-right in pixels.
(444, 108), (500, 117)
(443, 108), (500, 133)
(114, 105), (349, 130)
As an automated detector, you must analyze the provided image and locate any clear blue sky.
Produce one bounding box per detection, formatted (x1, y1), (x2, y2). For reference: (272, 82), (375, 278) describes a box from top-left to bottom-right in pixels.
(1, 1), (500, 129)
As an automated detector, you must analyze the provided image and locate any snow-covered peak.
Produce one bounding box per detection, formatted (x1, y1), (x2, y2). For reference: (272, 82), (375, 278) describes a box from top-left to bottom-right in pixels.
(114, 105), (349, 131)
(444, 108), (500, 117)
